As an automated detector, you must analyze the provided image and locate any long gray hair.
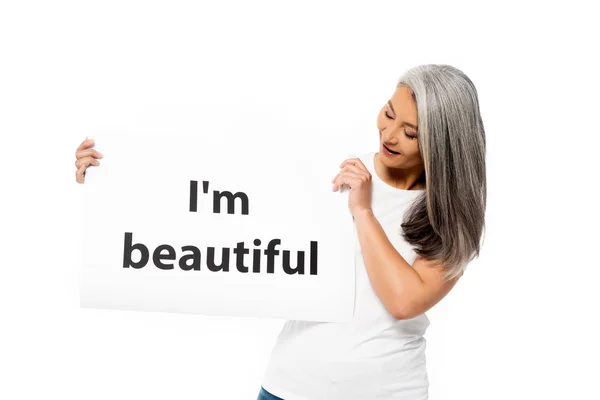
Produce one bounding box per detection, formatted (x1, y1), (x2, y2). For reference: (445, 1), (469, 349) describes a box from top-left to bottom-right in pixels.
(399, 64), (487, 281)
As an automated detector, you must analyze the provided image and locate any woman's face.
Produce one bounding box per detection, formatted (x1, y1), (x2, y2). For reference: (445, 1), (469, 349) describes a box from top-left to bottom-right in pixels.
(376, 85), (423, 169)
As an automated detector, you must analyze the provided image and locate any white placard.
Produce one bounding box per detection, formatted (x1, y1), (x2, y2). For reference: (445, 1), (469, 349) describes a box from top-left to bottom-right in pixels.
(80, 133), (356, 322)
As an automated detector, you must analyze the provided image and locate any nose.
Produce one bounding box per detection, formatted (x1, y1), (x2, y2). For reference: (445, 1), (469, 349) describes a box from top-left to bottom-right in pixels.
(380, 131), (398, 145)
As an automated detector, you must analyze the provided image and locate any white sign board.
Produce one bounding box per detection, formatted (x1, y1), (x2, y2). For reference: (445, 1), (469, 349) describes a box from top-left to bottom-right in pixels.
(80, 133), (357, 322)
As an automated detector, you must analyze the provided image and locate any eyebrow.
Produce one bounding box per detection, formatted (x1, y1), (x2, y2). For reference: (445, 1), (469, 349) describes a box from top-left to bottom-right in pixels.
(387, 100), (418, 131)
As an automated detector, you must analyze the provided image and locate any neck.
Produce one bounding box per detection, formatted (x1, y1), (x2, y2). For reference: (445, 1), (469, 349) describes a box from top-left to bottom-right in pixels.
(375, 152), (426, 190)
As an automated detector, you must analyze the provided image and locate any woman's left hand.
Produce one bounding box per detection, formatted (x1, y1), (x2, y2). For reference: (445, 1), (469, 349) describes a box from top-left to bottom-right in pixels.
(331, 157), (373, 218)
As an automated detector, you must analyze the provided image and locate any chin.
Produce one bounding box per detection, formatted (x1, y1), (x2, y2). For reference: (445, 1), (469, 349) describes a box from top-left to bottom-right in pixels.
(378, 152), (397, 167)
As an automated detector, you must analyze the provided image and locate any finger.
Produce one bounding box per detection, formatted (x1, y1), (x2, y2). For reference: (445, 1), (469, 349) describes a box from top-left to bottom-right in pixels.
(75, 165), (86, 184)
(332, 164), (368, 184)
(331, 171), (341, 183)
(333, 174), (361, 191)
(340, 163), (365, 176)
(332, 172), (363, 191)
(75, 156), (100, 169)
(76, 137), (95, 153)
(75, 148), (103, 160)
(340, 158), (369, 174)
(340, 159), (368, 174)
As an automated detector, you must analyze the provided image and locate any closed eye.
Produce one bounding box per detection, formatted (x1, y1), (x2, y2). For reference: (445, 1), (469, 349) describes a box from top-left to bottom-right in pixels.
(384, 111), (418, 140)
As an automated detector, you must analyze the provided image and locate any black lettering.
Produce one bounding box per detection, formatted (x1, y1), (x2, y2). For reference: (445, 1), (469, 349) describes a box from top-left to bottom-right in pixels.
(207, 247), (230, 272)
(153, 244), (175, 270)
(213, 190), (249, 215)
(123, 232), (149, 269)
(189, 180), (198, 212)
(233, 242), (249, 273)
(179, 245), (201, 271)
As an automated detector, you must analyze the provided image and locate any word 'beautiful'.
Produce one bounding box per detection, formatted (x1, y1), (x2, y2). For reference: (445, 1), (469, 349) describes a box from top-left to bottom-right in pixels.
(122, 232), (318, 275)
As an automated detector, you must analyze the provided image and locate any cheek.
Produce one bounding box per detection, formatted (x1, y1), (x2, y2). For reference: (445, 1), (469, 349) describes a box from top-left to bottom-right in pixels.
(410, 148), (423, 163)
(403, 141), (422, 159)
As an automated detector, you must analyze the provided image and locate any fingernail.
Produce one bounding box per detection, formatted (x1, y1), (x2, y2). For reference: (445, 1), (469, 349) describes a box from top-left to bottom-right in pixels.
(98, 152), (103, 158)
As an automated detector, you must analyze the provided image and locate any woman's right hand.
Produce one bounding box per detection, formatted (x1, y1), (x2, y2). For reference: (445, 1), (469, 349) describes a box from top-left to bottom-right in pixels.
(75, 137), (103, 184)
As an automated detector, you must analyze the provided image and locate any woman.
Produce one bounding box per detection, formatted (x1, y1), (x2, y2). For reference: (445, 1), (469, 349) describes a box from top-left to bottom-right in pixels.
(75, 64), (486, 399)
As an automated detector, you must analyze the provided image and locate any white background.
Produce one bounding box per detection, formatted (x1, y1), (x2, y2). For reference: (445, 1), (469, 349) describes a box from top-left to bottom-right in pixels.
(1, 1), (599, 399)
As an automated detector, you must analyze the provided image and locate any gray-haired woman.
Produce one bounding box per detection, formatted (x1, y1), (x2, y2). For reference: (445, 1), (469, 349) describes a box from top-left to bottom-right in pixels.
(75, 64), (486, 400)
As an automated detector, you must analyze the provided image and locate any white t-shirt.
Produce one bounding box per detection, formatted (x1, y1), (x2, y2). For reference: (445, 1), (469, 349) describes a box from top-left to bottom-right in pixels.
(261, 151), (431, 400)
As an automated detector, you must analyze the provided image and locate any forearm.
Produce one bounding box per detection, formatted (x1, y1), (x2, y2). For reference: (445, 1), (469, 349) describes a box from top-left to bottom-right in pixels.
(353, 208), (424, 318)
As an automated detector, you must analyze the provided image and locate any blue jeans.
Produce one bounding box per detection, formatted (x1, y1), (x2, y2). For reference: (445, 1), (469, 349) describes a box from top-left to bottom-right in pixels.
(256, 386), (285, 400)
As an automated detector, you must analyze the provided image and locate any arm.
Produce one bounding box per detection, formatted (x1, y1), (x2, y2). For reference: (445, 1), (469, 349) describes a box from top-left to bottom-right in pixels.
(353, 208), (462, 320)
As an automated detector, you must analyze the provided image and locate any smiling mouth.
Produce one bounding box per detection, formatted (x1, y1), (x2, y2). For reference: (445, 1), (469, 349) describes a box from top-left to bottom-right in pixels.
(383, 143), (400, 154)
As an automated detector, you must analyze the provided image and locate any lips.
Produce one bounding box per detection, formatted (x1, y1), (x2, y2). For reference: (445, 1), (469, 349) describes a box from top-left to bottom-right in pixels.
(383, 143), (400, 154)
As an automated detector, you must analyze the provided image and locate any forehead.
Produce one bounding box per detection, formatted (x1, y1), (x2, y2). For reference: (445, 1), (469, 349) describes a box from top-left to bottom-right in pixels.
(389, 85), (418, 125)
(391, 85), (417, 108)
